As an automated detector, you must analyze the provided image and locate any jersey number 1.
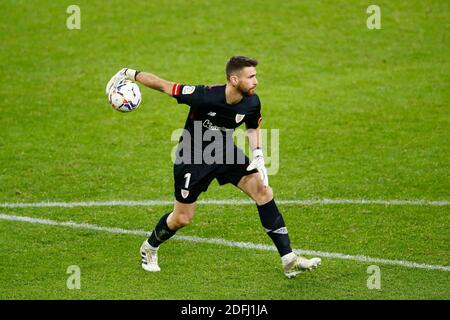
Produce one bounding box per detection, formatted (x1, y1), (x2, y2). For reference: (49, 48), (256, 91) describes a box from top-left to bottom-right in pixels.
(184, 173), (191, 189)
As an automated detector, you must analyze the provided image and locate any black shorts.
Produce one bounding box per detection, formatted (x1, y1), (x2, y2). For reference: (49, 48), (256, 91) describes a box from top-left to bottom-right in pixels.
(174, 147), (258, 203)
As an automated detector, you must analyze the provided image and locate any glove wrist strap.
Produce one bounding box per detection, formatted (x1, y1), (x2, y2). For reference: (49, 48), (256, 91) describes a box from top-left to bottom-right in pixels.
(252, 148), (263, 158)
(125, 68), (137, 81)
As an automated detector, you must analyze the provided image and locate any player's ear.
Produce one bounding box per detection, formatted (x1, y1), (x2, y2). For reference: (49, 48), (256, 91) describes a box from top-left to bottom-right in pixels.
(229, 74), (239, 86)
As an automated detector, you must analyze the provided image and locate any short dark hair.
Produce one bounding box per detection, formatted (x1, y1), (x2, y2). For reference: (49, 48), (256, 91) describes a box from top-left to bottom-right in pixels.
(226, 56), (258, 80)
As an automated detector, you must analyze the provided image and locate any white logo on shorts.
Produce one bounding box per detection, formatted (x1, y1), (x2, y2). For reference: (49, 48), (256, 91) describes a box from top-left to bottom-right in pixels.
(182, 86), (196, 95)
(181, 189), (189, 199)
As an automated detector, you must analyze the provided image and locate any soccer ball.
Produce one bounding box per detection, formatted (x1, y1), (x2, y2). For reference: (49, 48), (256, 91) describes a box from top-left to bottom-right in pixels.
(108, 79), (141, 112)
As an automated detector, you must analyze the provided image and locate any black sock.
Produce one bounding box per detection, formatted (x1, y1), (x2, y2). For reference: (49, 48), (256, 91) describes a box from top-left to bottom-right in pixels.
(257, 199), (292, 257)
(148, 212), (177, 247)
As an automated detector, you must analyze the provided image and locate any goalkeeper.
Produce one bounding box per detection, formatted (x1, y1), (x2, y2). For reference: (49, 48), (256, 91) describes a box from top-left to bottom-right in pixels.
(106, 56), (321, 278)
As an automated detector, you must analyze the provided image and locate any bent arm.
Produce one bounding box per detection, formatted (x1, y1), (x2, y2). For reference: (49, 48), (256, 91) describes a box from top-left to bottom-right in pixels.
(135, 72), (176, 96)
(247, 127), (262, 151)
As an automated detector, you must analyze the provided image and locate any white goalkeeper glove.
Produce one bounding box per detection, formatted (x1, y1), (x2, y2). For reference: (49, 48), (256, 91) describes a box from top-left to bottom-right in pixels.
(105, 68), (139, 95)
(246, 148), (269, 187)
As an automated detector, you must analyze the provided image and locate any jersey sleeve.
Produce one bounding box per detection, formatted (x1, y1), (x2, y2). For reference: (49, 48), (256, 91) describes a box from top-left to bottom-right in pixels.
(245, 97), (262, 129)
(171, 83), (205, 107)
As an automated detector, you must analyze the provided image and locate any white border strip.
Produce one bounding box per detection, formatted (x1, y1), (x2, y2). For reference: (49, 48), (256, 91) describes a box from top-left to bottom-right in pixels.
(1, 213), (449, 272)
(0, 198), (449, 208)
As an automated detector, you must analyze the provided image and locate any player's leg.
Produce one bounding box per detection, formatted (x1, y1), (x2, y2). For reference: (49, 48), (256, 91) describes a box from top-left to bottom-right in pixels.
(237, 173), (291, 256)
(141, 160), (216, 272)
(237, 173), (321, 278)
(148, 200), (196, 247)
(167, 200), (197, 230)
(141, 200), (196, 272)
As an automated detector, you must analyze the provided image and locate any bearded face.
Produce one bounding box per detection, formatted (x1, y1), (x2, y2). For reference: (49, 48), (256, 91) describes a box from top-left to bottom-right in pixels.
(237, 81), (256, 96)
(232, 66), (258, 96)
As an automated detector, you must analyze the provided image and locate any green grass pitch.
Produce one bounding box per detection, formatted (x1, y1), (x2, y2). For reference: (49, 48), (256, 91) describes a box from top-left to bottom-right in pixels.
(0, 0), (449, 299)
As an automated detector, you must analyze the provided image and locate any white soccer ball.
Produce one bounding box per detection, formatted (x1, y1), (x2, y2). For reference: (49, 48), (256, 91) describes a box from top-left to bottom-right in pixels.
(108, 79), (141, 112)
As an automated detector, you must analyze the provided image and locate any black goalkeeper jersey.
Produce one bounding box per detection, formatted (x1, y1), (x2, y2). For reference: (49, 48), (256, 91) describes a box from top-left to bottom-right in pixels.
(171, 83), (262, 165)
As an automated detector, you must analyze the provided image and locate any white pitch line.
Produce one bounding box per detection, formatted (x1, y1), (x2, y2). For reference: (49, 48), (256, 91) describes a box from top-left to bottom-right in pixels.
(0, 198), (449, 208)
(1, 213), (449, 272)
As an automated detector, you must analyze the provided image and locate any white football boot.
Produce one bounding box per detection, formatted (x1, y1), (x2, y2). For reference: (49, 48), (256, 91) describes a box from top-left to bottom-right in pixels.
(282, 252), (321, 279)
(140, 240), (161, 272)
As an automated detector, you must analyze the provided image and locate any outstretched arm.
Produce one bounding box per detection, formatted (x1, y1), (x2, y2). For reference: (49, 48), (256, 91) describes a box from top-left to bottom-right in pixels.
(105, 68), (176, 96)
(135, 71), (175, 96)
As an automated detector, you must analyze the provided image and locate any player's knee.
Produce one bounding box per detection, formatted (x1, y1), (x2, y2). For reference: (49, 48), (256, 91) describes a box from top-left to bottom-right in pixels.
(256, 186), (273, 205)
(177, 214), (193, 227)
(170, 210), (194, 229)
(170, 217), (188, 229)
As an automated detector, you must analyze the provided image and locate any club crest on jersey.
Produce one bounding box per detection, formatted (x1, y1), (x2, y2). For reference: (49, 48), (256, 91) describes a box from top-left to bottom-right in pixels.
(235, 114), (245, 123)
(181, 189), (189, 199)
(182, 86), (196, 95)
